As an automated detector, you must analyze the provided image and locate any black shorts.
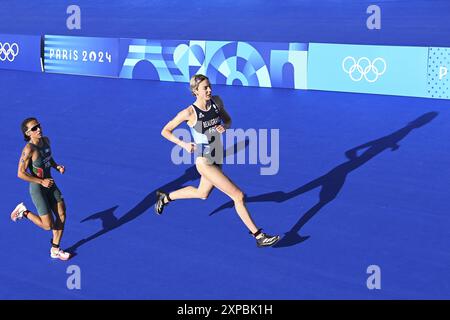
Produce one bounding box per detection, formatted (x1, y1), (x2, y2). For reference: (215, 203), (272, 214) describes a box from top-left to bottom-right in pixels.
(195, 144), (224, 166)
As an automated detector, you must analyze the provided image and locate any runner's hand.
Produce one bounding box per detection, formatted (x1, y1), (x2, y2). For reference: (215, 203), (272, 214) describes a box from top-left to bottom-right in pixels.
(182, 142), (197, 153)
(41, 178), (54, 188)
(57, 165), (65, 174)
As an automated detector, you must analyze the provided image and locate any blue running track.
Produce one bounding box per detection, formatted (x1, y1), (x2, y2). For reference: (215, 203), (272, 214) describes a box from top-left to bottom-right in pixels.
(1, 1), (450, 299)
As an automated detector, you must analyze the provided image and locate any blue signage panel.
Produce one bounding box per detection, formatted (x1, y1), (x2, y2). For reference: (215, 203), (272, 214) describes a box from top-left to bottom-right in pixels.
(308, 43), (429, 98)
(119, 38), (308, 89)
(44, 35), (119, 77)
(204, 41), (308, 89)
(119, 39), (205, 82)
(427, 47), (450, 100)
(0, 34), (42, 72)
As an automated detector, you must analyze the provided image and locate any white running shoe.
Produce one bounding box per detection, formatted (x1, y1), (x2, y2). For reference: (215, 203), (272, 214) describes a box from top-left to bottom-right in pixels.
(11, 202), (27, 222)
(50, 248), (71, 261)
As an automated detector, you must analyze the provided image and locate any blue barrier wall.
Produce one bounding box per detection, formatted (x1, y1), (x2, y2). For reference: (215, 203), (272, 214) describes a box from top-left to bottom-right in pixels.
(2, 32), (449, 99)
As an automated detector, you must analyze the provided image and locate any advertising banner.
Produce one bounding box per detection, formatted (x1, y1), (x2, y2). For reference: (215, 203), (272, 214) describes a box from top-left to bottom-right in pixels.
(44, 35), (119, 77)
(308, 43), (429, 98)
(427, 47), (449, 100)
(0, 34), (42, 72)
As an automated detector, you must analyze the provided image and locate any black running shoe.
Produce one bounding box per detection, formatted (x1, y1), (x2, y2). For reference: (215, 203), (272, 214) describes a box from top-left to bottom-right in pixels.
(256, 232), (280, 248)
(155, 190), (169, 215)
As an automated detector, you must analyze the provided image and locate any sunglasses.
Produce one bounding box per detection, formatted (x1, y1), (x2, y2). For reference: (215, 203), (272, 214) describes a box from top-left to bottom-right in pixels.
(27, 124), (41, 133)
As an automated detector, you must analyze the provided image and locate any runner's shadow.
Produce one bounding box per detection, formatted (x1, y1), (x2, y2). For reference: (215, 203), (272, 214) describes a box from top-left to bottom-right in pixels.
(209, 112), (438, 248)
(66, 139), (250, 255)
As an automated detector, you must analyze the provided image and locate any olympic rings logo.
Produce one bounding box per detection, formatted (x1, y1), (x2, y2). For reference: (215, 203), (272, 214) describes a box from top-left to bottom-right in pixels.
(0, 42), (20, 62)
(342, 56), (386, 83)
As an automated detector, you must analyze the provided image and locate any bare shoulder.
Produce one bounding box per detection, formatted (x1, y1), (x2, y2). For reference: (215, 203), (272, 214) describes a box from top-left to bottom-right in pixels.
(185, 105), (195, 115)
(178, 105), (194, 119)
(21, 143), (33, 156)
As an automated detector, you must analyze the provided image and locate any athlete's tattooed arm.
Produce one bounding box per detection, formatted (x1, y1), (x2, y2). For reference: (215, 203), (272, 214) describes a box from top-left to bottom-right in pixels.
(17, 145), (42, 184)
